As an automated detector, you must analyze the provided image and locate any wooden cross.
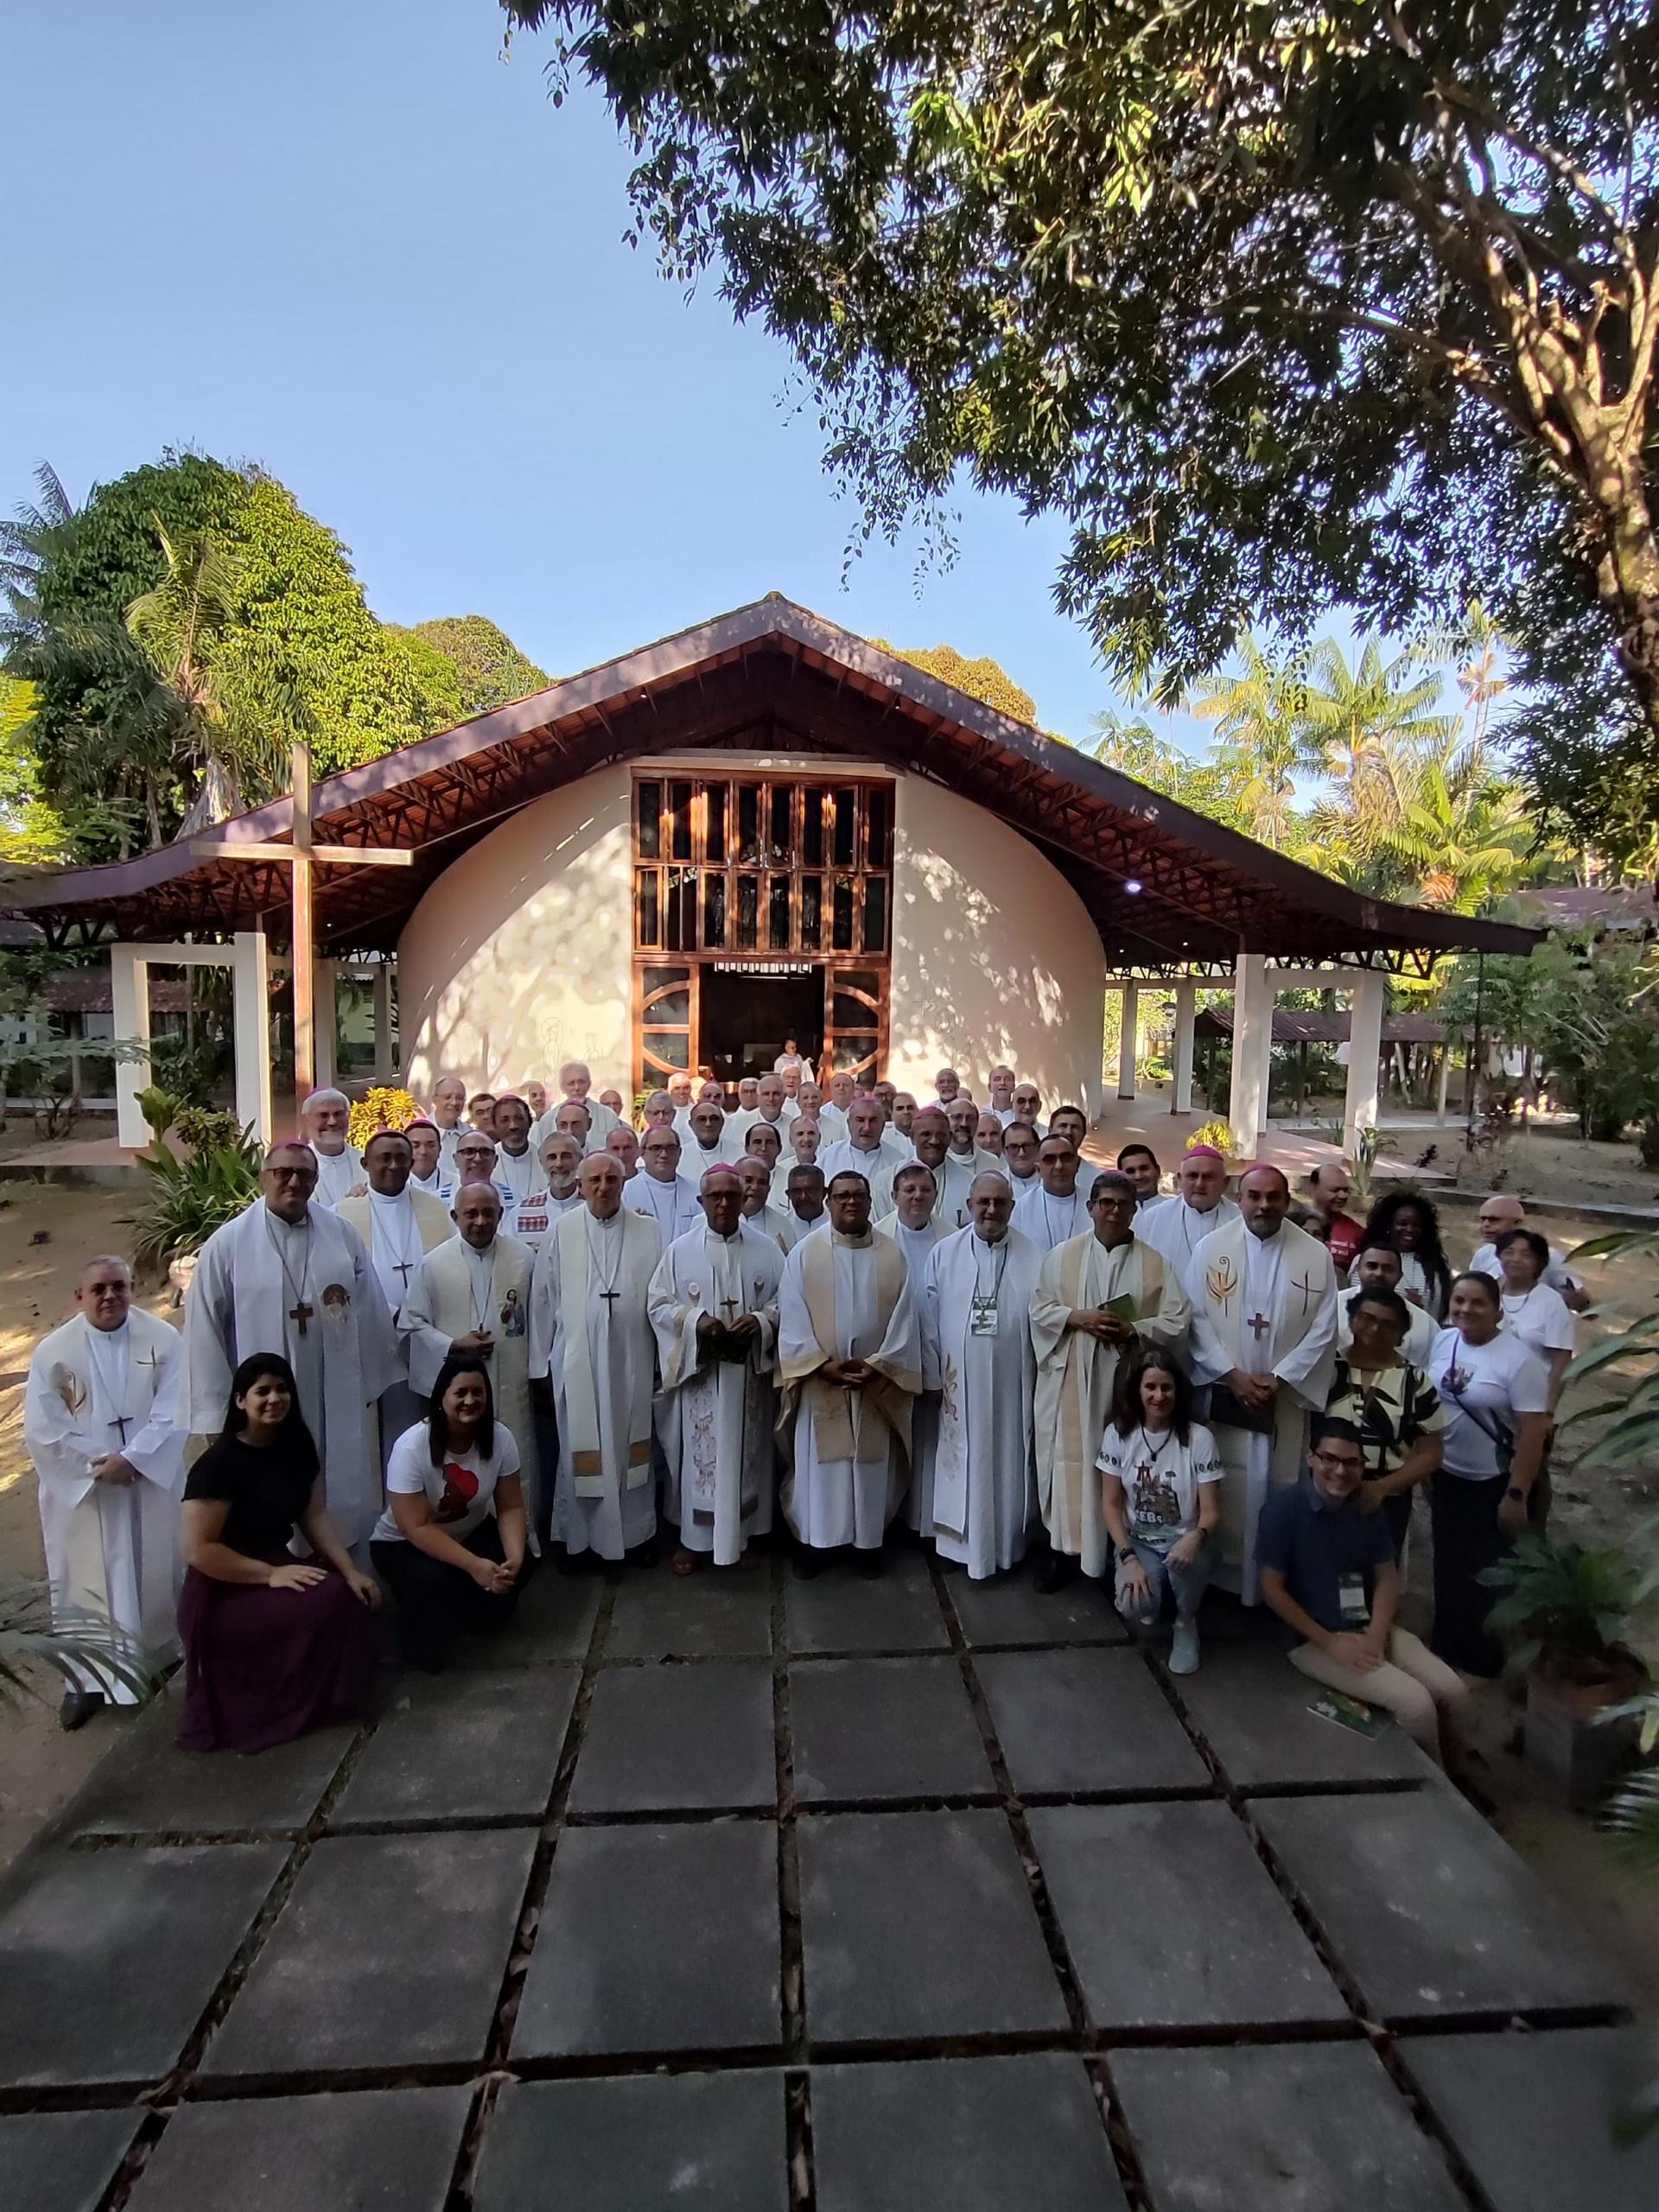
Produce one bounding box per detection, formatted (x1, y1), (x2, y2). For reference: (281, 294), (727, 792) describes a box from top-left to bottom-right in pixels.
(195, 740), (410, 1119)
(1247, 1310), (1273, 1342)
(289, 1298), (315, 1338)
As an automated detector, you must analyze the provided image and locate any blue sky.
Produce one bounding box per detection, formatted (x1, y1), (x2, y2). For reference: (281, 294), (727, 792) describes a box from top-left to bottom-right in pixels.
(3, 1), (1429, 760)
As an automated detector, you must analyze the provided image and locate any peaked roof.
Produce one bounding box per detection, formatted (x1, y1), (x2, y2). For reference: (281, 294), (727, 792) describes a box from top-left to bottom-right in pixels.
(5, 594), (1536, 972)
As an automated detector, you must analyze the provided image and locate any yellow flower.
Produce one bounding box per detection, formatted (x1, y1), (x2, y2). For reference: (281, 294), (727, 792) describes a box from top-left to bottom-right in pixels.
(347, 1086), (422, 1150)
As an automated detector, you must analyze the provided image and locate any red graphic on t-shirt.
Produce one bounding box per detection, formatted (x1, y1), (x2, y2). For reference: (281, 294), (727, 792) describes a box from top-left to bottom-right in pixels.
(434, 1461), (480, 1522)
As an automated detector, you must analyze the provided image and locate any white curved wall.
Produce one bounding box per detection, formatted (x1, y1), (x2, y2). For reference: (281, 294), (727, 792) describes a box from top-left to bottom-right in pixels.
(400, 763), (634, 1099)
(888, 774), (1106, 1112)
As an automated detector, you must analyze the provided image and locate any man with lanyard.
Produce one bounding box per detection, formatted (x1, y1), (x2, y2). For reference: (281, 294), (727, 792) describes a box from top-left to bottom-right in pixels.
(1014, 1135), (1092, 1253)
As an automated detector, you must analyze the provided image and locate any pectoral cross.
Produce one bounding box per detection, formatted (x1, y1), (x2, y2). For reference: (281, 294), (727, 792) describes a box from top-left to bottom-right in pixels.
(1247, 1310), (1272, 1342)
(392, 1259), (417, 1287)
(719, 1296), (743, 1324)
(109, 1414), (132, 1446)
(598, 1289), (621, 1312)
(289, 1299), (315, 1338)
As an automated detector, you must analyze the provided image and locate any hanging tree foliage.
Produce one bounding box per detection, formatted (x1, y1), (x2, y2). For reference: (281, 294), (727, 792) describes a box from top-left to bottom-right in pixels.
(503, 1), (1659, 865)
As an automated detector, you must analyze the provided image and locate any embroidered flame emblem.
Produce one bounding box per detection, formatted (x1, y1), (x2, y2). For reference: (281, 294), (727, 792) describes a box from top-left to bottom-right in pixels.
(1206, 1257), (1239, 1308)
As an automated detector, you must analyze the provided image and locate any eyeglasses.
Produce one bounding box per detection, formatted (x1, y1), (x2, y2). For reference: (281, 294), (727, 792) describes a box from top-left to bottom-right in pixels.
(1311, 1449), (1363, 1474)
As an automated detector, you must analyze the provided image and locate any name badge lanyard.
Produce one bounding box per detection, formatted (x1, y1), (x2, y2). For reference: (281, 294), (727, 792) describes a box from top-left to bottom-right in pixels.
(971, 1237), (1009, 1336)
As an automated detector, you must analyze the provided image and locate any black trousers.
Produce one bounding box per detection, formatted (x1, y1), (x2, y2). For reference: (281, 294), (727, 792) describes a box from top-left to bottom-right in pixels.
(372, 1520), (518, 1675)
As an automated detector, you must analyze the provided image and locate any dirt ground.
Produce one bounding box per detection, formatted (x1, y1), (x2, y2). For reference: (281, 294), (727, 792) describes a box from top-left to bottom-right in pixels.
(2, 1175), (1658, 1991)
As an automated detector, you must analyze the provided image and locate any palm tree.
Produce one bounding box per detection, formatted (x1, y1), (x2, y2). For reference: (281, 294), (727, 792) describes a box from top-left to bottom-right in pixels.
(1387, 742), (1532, 912)
(1188, 638), (1317, 849)
(0, 462), (77, 658)
(1300, 637), (1458, 821)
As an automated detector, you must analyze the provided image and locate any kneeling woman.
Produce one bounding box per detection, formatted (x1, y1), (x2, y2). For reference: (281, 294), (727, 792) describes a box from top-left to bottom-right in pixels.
(371, 1354), (526, 1673)
(1097, 1352), (1224, 1676)
(178, 1354), (381, 1753)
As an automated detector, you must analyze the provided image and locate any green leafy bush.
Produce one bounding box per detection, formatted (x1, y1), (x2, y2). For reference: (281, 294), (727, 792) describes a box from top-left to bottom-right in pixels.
(174, 1105), (241, 1154)
(125, 1126), (262, 1275)
(1480, 1534), (1640, 1684)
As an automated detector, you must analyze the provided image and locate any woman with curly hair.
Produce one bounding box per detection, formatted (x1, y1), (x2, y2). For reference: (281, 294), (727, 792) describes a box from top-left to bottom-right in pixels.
(1358, 1189), (1453, 1322)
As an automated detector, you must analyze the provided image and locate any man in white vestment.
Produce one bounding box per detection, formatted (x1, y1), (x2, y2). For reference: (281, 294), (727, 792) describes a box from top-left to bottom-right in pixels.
(606, 1126), (641, 1179)
(1001, 1121), (1041, 1199)
(430, 1075), (468, 1176)
(337, 1130), (453, 1470)
(922, 1176), (1042, 1580)
(552, 1098), (599, 1159)
(1184, 1164), (1338, 1602)
(491, 1095), (542, 1207)
(796, 1077), (826, 1131)
(684, 1096), (741, 1177)
(180, 1143), (400, 1550)
(778, 1170), (922, 1571)
(819, 1096), (904, 1217)
(744, 1073), (791, 1152)
(1137, 1145), (1241, 1269)
(890, 1092), (918, 1142)
(531, 1153), (662, 1563)
(737, 1155), (793, 1252)
(1014, 1136), (1092, 1253)
(641, 1090), (677, 1135)
(817, 1071), (855, 1144)
(300, 1088), (365, 1209)
(881, 1165), (946, 1535)
(547, 1062), (620, 1148)
(1011, 1082), (1048, 1136)
(777, 1164), (829, 1251)
(931, 1066), (963, 1112)
(523, 1078), (550, 1123)
(402, 1180), (539, 1529)
(626, 1126), (704, 1243)
(651, 1168), (784, 1572)
(744, 1120), (785, 1181)
(667, 1071), (696, 1135)
(25, 1256), (185, 1730)
(987, 1065), (1017, 1123)
(505, 1134), (587, 1257)
(1028, 1171), (1192, 1589)
(453, 1129), (500, 1192)
(1116, 1143), (1165, 1212)
(776, 1115), (823, 1199)
(406, 1119), (455, 1206)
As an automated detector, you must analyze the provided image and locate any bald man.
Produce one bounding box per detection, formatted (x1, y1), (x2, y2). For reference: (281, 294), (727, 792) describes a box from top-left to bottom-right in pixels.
(1468, 1193), (1588, 1311)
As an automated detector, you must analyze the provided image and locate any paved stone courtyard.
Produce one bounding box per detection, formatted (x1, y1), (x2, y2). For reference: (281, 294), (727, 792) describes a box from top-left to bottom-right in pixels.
(0, 1548), (1655, 2212)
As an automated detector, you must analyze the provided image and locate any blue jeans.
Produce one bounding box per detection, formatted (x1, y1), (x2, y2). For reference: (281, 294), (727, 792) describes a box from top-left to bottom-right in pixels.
(1114, 1535), (1214, 1624)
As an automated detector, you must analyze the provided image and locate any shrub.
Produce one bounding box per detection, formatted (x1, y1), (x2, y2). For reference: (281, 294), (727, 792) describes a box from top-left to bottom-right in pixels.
(125, 1125), (263, 1275)
(347, 1086), (422, 1150)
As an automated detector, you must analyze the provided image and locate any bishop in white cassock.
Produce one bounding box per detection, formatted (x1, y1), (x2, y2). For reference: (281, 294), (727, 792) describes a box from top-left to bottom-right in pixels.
(1014, 1138), (1094, 1254)
(299, 1088), (365, 1211)
(403, 1181), (539, 1529)
(24, 1256), (185, 1723)
(1184, 1166), (1338, 1602)
(336, 1129), (454, 1470)
(921, 1179), (1043, 1579)
(531, 1153), (663, 1561)
(1136, 1146), (1242, 1274)
(879, 1165), (947, 1536)
(180, 1144), (401, 1550)
(1028, 1173), (1192, 1582)
(778, 1172), (922, 1555)
(650, 1170), (784, 1569)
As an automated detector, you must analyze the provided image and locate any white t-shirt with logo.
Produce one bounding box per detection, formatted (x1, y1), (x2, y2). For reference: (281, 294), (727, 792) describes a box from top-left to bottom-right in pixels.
(1498, 1281), (1577, 1360)
(1096, 1421), (1224, 1553)
(1430, 1329), (1550, 1479)
(372, 1421), (521, 1546)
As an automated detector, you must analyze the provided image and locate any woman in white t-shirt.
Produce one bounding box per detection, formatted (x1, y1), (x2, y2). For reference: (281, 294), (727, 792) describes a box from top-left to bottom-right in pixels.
(1428, 1274), (1551, 1678)
(1493, 1227), (1577, 1408)
(370, 1353), (526, 1673)
(1097, 1352), (1224, 1677)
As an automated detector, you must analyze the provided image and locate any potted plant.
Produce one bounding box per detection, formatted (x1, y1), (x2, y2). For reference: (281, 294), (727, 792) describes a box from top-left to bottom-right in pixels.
(1482, 1535), (1649, 1810)
(124, 1121), (263, 1294)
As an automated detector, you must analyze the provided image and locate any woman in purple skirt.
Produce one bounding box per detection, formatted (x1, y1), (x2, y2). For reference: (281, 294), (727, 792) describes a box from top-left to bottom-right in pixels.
(177, 1352), (381, 1752)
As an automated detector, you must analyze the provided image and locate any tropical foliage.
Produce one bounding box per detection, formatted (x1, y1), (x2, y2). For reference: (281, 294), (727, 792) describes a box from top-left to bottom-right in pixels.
(1, 454), (547, 861)
(391, 616), (550, 717)
(870, 640), (1036, 725)
(125, 1124), (264, 1275)
(0, 1578), (163, 1712)
(348, 1086), (423, 1151)
(505, 0), (1659, 867)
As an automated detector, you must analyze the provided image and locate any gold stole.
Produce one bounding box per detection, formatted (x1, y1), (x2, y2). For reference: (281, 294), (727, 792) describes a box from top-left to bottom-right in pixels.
(556, 1209), (653, 1495)
(790, 1230), (916, 1463)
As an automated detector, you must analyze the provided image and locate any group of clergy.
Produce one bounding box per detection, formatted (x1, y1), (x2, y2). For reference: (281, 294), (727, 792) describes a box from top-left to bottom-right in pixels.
(28, 1054), (1367, 1731)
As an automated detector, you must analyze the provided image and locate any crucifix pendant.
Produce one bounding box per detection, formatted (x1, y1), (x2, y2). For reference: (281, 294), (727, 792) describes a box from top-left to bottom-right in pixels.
(289, 1300), (315, 1338)
(719, 1296), (743, 1324)
(110, 1414), (132, 1446)
(599, 1288), (621, 1311)
(1247, 1310), (1272, 1342)
(393, 1259), (416, 1287)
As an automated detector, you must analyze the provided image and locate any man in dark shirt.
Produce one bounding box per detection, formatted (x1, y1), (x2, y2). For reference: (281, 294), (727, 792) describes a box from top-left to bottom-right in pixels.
(1256, 1420), (1466, 1764)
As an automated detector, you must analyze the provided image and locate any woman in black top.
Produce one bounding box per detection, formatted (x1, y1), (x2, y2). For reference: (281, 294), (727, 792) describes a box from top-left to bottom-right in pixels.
(177, 1352), (381, 1753)
(1358, 1191), (1454, 1321)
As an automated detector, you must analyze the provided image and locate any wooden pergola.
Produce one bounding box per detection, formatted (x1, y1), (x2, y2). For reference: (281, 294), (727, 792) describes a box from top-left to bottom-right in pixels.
(2, 595), (1536, 1147)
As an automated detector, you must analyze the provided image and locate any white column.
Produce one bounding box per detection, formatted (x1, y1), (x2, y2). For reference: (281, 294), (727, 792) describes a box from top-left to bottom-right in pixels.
(1230, 953), (1274, 1151)
(232, 931), (274, 1144)
(1435, 1045), (1451, 1122)
(1171, 981), (1196, 1115)
(1116, 982), (1139, 1100)
(372, 963), (394, 1084)
(312, 958), (338, 1090)
(111, 944), (151, 1149)
(1344, 969), (1386, 1155)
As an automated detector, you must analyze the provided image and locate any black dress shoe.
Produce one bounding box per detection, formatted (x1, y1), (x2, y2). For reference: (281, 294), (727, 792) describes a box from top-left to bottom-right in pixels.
(855, 1547), (885, 1580)
(59, 1688), (104, 1732)
(1032, 1549), (1070, 1594)
(791, 1547), (826, 1580)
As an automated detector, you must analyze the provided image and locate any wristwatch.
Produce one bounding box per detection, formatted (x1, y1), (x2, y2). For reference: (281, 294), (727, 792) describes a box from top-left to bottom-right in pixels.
(1505, 1485), (1527, 1502)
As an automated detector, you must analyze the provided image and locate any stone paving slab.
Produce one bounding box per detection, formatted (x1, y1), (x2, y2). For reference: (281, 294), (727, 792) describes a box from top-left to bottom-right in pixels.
(976, 1649), (1210, 1797)
(1253, 1789), (1633, 2020)
(204, 1829), (535, 2075)
(1111, 2041), (1467, 2212)
(811, 2053), (1128, 2212)
(608, 1560), (774, 1657)
(329, 1668), (578, 1827)
(0, 2108), (143, 2212)
(1030, 1802), (1347, 2030)
(797, 1808), (1068, 2043)
(451, 1568), (600, 1666)
(473, 2071), (788, 2211)
(789, 1657), (995, 1802)
(785, 1554), (950, 1654)
(515, 1821), (780, 2056)
(946, 1573), (1129, 1649)
(0, 1843), (284, 2088)
(67, 1703), (354, 1837)
(569, 1662), (776, 1815)
(1399, 2027), (1659, 2212)
(1173, 1645), (1434, 1790)
(124, 2086), (472, 2211)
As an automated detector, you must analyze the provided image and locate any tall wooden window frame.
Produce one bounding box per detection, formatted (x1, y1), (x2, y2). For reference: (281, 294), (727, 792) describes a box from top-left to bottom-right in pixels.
(631, 767), (893, 1096)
